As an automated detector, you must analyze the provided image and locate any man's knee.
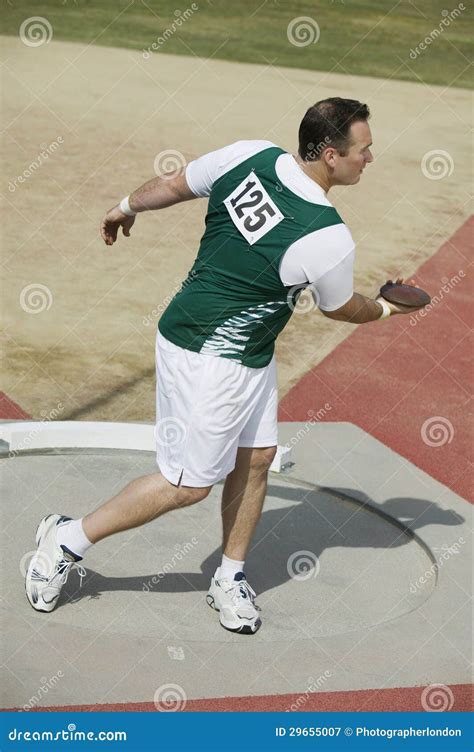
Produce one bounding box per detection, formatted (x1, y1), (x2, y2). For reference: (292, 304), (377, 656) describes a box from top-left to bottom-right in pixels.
(249, 445), (277, 470)
(176, 484), (212, 505)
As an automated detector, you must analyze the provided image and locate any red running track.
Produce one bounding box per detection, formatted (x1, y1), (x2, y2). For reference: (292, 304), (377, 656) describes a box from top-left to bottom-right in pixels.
(0, 392), (31, 420)
(5, 683), (472, 713)
(279, 217), (473, 502)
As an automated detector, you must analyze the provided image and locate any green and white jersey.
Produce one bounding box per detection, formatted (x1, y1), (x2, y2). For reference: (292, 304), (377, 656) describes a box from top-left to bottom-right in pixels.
(158, 140), (355, 368)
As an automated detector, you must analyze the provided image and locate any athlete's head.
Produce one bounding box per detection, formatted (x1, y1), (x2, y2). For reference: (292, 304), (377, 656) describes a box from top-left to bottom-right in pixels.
(298, 98), (373, 186)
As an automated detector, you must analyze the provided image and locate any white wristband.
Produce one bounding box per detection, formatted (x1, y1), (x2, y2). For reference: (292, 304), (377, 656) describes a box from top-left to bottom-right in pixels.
(376, 297), (391, 320)
(119, 195), (136, 216)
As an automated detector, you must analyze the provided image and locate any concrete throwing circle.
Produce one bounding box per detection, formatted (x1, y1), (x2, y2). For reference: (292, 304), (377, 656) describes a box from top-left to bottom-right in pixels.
(5, 450), (436, 645)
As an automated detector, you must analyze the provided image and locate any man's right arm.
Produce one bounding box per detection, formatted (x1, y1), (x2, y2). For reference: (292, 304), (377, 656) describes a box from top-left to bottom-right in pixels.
(321, 283), (421, 322)
(321, 292), (388, 323)
(322, 293), (385, 323)
(280, 230), (421, 323)
(280, 228), (419, 323)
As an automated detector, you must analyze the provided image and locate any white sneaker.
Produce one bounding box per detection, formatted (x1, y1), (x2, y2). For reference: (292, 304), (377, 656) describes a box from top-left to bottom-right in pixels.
(25, 515), (86, 612)
(207, 569), (261, 634)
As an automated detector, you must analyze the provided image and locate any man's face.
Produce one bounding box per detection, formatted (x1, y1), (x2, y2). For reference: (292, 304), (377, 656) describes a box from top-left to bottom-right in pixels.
(329, 120), (374, 185)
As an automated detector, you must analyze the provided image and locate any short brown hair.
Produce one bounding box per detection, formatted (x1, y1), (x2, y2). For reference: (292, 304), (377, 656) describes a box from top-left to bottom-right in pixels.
(298, 98), (370, 161)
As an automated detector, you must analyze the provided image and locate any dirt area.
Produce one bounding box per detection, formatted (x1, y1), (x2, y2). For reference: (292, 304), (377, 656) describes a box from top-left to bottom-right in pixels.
(1, 37), (471, 422)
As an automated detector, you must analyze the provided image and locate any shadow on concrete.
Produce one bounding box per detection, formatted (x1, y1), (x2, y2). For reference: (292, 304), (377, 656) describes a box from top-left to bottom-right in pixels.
(61, 483), (464, 607)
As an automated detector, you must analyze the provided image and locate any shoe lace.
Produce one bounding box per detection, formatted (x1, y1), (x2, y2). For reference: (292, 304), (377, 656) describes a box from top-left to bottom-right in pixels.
(50, 559), (86, 590)
(227, 579), (256, 608)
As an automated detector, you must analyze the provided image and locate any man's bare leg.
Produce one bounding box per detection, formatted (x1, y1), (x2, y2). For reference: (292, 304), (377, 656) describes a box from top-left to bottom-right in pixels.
(221, 446), (277, 561)
(26, 472), (213, 613)
(82, 473), (212, 543)
(206, 446), (276, 633)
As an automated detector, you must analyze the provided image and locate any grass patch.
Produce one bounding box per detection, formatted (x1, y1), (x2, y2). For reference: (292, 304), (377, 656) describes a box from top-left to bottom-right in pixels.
(1, 0), (472, 88)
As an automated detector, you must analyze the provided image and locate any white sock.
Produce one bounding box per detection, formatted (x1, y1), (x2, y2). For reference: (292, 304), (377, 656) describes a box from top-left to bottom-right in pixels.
(219, 554), (245, 581)
(56, 518), (93, 559)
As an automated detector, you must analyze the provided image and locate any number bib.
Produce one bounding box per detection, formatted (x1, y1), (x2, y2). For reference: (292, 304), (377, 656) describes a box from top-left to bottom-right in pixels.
(224, 172), (284, 245)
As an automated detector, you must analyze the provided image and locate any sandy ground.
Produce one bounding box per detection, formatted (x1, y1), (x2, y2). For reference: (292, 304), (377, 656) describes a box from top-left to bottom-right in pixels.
(1, 36), (471, 422)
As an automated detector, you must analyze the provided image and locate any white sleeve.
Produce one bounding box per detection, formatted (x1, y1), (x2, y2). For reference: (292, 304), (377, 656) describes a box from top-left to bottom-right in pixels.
(309, 251), (355, 311)
(185, 140), (276, 197)
(279, 223), (355, 311)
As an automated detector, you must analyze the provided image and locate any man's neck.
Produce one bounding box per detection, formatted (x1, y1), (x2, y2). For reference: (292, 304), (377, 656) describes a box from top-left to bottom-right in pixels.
(293, 154), (331, 195)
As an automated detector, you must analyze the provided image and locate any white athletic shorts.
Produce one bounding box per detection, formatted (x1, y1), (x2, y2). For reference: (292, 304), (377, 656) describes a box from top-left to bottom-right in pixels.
(155, 329), (278, 487)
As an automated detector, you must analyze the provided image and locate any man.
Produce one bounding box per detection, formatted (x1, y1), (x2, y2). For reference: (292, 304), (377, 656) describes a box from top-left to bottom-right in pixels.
(25, 98), (417, 634)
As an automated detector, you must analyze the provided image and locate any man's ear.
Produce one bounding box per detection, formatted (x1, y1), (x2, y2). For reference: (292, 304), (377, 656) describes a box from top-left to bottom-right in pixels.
(322, 147), (338, 168)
